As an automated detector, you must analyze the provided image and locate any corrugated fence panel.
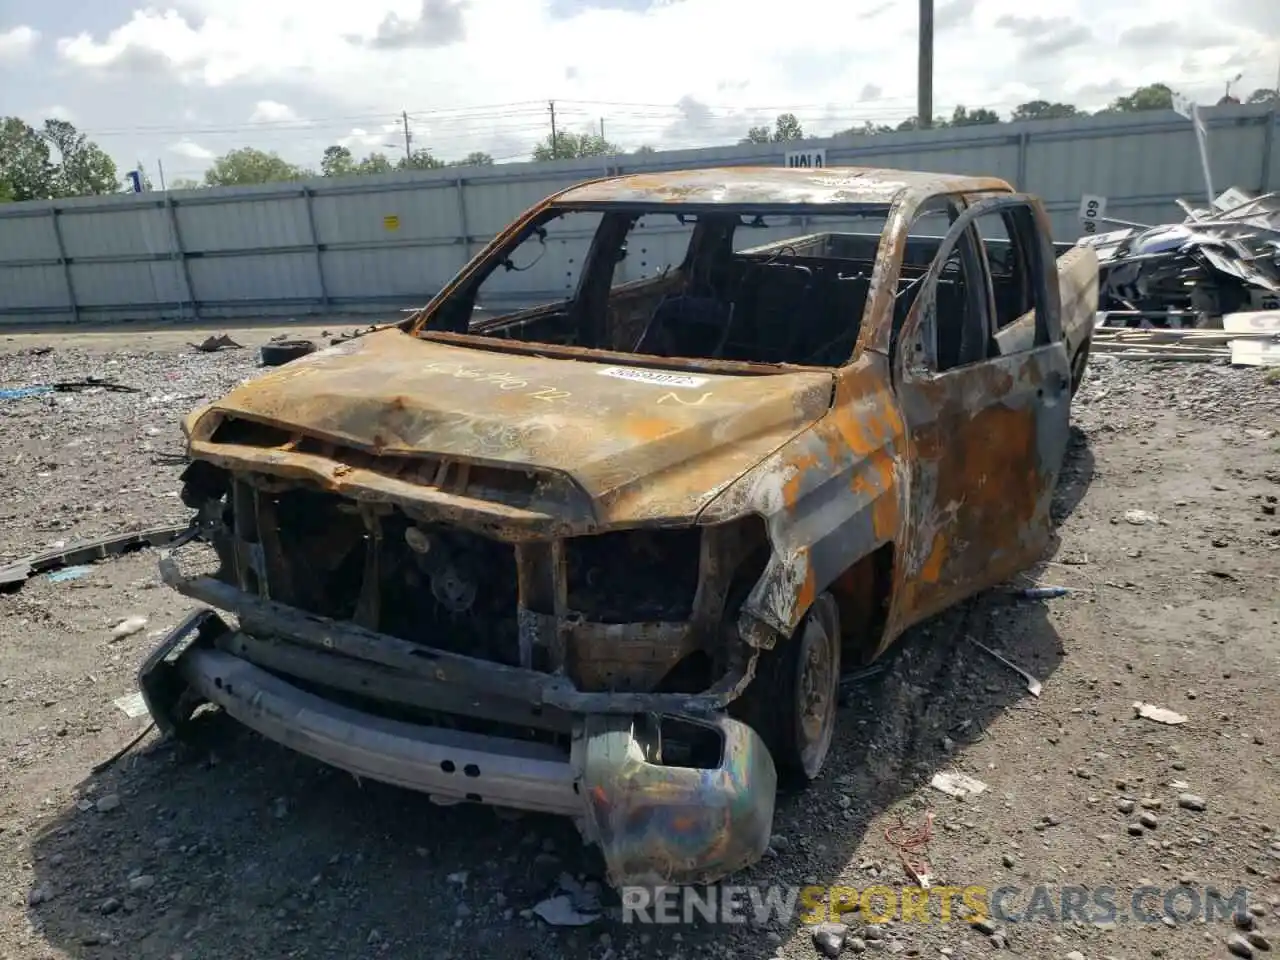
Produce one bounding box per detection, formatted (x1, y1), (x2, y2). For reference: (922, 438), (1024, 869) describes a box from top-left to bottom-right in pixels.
(322, 246), (464, 300)
(465, 173), (585, 235)
(0, 104), (1276, 323)
(0, 212), (60, 263)
(70, 261), (186, 307)
(312, 181), (462, 245)
(0, 265), (66, 309)
(178, 196), (311, 252)
(187, 252), (318, 304)
(58, 205), (175, 259)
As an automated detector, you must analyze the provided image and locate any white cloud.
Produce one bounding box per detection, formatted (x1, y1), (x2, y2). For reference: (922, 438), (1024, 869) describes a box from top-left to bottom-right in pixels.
(39, 0), (1280, 164)
(249, 100), (298, 123)
(170, 139), (215, 160)
(0, 24), (39, 59)
(38, 104), (77, 123)
(338, 122), (407, 151)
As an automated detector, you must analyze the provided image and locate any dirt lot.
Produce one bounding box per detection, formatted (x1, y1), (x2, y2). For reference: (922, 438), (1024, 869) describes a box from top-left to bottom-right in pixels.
(1, 324), (1278, 960)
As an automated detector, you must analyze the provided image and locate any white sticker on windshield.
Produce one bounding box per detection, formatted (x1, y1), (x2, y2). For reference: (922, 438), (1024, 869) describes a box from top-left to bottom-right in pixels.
(597, 366), (709, 389)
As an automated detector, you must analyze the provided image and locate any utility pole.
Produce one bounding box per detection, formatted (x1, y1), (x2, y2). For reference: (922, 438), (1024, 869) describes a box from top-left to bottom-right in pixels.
(549, 100), (558, 157)
(917, 0), (934, 129)
(157, 158), (167, 192)
(402, 110), (413, 161)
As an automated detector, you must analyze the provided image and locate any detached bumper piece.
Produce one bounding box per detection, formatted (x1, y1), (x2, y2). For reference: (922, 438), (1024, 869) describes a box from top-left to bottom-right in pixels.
(138, 608), (777, 887)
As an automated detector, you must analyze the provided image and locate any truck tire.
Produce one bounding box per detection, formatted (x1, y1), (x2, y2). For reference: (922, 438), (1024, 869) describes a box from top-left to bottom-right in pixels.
(734, 592), (841, 786)
(260, 340), (317, 367)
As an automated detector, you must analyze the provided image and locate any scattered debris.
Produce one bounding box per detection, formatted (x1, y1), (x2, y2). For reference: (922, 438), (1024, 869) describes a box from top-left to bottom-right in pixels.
(52, 378), (141, 394)
(110, 616), (148, 640)
(812, 922), (850, 958)
(1228, 932), (1256, 958)
(1124, 509), (1161, 525)
(260, 339), (318, 367)
(1225, 310), (1280, 367)
(531, 894), (598, 927)
(0, 521), (194, 592)
(966, 636), (1043, 697)
(1015, 585), (1075, 599)
(930, 772), (989, 799)
(531, 874), (602, 926)
(884, 810), (935, 887)
(190, 334), (244, 353)
(1133, 702), (1188, 726)
(112, 691), (150, 719)
(0, 385), (54, 401)
(46, 565), (91, 583)
(91, 723), (156, 774)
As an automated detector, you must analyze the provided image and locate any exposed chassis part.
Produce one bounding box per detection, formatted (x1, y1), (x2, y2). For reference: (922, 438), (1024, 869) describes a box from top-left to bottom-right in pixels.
(140, 601), (778, 887)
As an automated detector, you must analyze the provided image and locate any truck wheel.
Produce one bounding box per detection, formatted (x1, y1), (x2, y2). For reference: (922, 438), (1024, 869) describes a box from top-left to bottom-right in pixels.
(735, 592), (841, 785)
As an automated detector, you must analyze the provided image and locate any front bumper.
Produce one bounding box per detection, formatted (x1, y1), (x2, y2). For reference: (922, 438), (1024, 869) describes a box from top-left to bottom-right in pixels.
(139, 607), (777, 888)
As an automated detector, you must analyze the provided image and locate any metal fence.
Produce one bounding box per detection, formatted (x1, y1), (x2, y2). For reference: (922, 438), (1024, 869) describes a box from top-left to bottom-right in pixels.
(1, 103), (1276, 326)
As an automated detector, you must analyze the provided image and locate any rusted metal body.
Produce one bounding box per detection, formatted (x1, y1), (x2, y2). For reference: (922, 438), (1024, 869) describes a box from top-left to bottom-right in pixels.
(142, 166), (1098, 888)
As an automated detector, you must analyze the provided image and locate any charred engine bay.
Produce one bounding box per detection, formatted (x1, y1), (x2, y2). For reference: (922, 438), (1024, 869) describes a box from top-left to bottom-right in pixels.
(180, 463), (711, 700)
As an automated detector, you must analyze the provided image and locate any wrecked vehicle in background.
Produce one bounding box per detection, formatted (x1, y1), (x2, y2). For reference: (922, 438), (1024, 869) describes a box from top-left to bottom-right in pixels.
(142, 166), (1098, 888)
(1081, 186), (1280, 326)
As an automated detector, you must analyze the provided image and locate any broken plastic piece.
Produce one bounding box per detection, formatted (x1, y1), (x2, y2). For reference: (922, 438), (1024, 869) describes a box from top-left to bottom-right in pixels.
(0, 521), (194, 592)
(1134, 702), (1188, 725)
(930, 772), (988, 799)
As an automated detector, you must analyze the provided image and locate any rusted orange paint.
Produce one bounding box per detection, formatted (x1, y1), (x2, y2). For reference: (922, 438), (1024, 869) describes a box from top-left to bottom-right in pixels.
(919, 532), (947, 584)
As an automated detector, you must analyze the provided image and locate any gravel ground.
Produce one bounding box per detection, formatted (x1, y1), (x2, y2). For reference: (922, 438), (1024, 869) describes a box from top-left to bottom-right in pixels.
(1, 326), (1278, 960)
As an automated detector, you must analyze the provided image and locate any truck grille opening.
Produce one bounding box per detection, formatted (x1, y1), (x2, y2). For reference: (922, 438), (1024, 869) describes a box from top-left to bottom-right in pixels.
(566, 529), (701, 623)
(260, 489), (521, 665)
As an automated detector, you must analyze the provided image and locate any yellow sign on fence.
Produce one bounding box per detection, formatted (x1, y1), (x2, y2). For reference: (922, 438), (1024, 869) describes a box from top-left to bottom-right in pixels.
(383, 215), (400, 231)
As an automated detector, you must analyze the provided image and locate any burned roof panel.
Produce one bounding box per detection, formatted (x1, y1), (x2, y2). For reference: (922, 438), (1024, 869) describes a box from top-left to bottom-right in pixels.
(554, 166), (1014, 208)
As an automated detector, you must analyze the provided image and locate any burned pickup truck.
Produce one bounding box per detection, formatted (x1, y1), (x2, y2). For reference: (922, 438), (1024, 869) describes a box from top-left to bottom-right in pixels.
(145, 166), (1098, 888)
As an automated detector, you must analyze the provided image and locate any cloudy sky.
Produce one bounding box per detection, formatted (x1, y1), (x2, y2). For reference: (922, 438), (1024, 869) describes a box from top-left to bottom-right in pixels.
(1, 0), (1277, 181)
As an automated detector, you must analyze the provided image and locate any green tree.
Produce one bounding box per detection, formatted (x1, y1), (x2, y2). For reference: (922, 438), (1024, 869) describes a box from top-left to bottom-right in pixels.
(204, 147), (307, 187)
(43, 119), (118, 195)
(1011, 100), (1080, 121)
(631, 144), (657, 155)
(895, 115), (952, 131)
(0, 116), (118, 200)
(772, 112), (804, 140)
(321, 145), (355, 177)
(531, 130), (618, 161)
(1247, 88), (1278, 104)
(356, 152), (396, 174)
(949, 105), (1001, 126)
(398, 149), (445, 170)
(0, 117), (53, 200)
(837, 121), (895, 136)
(740, 113), (806, 144)
(1104, 83), (1174, 112)
(0, 178), (13, 203)
(449, 151), (494, 166)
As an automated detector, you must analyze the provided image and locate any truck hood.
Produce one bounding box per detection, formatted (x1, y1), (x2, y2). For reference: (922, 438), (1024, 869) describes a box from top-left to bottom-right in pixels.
(188, 330), (834, 525)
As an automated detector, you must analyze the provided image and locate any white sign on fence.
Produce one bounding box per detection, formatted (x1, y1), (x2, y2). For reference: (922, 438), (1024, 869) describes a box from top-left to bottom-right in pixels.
(1078, 194), (1108, 235)
(784, 149), (826, 169)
